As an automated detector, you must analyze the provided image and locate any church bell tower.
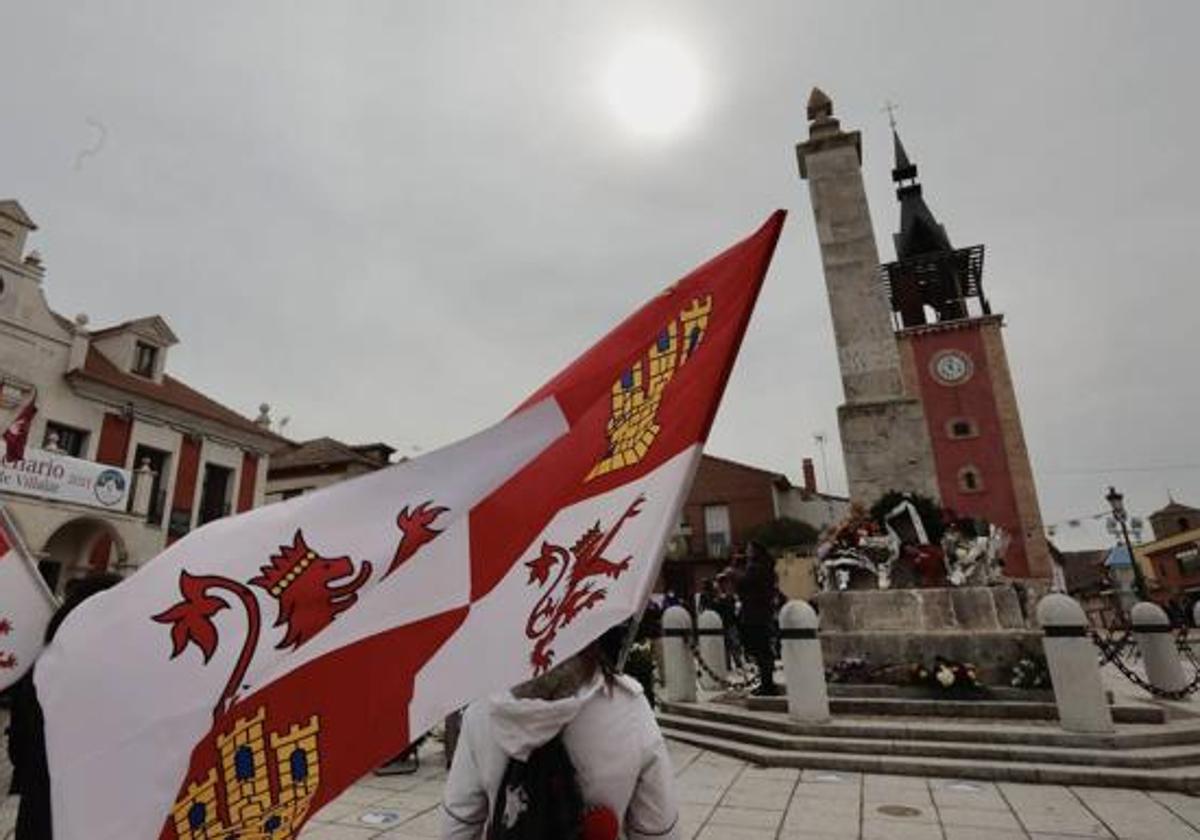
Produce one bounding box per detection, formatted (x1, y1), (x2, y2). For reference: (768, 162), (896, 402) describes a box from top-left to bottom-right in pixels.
(880, 125), (1051, 579)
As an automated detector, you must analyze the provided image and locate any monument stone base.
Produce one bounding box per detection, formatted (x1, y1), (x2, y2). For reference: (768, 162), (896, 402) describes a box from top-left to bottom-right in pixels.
(815, 583), (1047, 685)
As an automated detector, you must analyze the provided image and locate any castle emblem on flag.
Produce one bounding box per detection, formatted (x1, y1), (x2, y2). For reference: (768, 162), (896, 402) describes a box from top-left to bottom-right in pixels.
(586, 296), (712, 481)
(168, 706), (320, 840)
(525, 496), (644, 673)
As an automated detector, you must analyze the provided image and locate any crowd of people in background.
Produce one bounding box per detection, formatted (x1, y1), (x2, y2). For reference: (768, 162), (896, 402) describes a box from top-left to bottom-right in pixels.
(652, 540), (786, 697)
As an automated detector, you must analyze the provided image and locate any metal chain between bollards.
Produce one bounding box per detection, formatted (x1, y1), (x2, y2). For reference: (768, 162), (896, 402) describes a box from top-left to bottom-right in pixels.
(684, 633), (756, 692)
(1089, 627), (1200, 700)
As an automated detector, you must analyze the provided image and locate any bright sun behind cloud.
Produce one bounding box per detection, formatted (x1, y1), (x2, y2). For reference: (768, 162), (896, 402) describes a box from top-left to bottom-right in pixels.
(605, 34), (701, 139)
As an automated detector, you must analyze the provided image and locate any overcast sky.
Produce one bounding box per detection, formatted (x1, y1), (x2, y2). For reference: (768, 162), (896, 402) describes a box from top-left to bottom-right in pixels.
(4, 1), (1197, 550)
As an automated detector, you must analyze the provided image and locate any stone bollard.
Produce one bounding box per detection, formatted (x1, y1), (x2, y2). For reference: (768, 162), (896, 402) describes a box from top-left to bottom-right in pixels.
(779, 600), (830, 723)
(1037, 594), (1113, 734)
(1132, 601), (1187, 693)
(697, 609), (728, 690)
(662, 605), (696, 703)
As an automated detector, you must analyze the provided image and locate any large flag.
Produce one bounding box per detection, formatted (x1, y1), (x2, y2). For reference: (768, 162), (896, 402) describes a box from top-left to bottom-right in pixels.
(36, 211), (785, 839)
(0, 505), (57, 691)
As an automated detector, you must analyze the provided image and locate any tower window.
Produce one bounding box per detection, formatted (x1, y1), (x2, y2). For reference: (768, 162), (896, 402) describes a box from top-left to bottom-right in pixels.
(946, 418), (978, 440)
(133, 342), (158, 377)
(958, 466), (984, 493)
(234, 744), (255, 781)
(290, 747), (309, 781)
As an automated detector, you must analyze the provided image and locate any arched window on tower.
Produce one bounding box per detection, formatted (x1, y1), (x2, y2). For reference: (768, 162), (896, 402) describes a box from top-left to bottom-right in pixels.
(958, 466), (983, 493)
(946, 418), (978, 440)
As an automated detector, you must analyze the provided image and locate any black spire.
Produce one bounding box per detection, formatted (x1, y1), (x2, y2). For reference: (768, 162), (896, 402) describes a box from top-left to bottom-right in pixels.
(891, 129), (951, 260)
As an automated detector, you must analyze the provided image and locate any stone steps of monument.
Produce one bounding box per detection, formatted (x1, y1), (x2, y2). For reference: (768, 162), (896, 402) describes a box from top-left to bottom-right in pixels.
(825, 683), (1055, 703)
(659, 726), (1200, 792)
(657, 711), (1200, 770)
(659, 702), (1198, 750)
(747, 694), (1166, 724)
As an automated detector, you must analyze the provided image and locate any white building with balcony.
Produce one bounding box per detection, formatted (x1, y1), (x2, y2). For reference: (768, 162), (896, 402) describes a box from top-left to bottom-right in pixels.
(0, 199), (284, 593)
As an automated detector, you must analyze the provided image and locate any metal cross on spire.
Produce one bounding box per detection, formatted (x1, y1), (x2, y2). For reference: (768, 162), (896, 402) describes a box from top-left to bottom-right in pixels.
(882, 100), (900, 130)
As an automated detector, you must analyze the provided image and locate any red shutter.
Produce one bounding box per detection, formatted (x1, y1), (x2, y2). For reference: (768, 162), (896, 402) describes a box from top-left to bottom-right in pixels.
(95, 414), (133, 467)
(236, 452), (258, 513)
(168, 435), (202, 545)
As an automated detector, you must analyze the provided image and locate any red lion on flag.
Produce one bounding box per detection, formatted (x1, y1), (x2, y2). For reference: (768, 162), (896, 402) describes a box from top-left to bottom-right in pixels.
(153, 504), (448, 718)
(524, 496), (644, 674)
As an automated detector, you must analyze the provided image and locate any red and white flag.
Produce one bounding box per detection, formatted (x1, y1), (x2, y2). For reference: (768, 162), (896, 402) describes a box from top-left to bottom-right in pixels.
(36, 211), (785, 839)
(3, 396), (37, 462)
(0, 505), (57, 691)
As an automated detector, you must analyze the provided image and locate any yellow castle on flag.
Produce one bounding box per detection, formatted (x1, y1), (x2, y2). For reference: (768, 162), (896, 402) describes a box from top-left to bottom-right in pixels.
(169, 707), (321, 840)
(586, 295), (712, 481)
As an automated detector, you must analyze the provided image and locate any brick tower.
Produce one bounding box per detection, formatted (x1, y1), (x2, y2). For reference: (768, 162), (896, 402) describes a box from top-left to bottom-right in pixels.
(880, 127), (1051, 579)
(796, 89), (940, 505)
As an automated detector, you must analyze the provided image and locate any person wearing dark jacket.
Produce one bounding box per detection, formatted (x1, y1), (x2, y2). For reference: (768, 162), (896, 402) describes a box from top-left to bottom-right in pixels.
(5, 573), (121, 840)
(736, 542), (779, 696)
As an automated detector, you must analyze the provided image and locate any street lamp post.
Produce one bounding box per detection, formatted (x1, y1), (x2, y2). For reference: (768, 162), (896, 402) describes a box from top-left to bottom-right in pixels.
(1106, 485), (1147, 603)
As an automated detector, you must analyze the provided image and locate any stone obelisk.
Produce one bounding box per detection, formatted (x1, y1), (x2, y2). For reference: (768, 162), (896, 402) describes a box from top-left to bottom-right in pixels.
(796, 88), (938, 504)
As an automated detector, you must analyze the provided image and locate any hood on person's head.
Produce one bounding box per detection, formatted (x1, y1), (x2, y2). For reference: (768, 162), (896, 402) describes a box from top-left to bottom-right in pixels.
(46, 572), (122, 642)
(492, 654), (604, 761)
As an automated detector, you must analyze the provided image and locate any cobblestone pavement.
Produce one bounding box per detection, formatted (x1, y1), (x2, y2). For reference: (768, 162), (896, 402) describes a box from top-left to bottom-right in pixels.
(6, 736), (1200, 839)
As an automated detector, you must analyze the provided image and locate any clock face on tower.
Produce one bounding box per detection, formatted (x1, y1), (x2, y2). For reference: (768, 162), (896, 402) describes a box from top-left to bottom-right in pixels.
(930, 349), (973, 385)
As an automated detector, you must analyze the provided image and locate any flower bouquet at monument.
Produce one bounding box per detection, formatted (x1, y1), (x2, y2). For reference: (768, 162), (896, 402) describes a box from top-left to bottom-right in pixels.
(910, 656), (983, 697)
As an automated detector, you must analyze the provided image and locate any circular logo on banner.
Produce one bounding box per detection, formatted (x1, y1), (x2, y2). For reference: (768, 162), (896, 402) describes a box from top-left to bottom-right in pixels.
(94, 469), (127, 506)
(930, 349), (973, 386)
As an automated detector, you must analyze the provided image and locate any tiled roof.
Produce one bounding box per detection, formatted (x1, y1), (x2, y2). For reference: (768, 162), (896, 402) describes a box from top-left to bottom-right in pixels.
(269, 437), (391, 472)
(1151, 500), (1200, 519)
(67, 347), (285, 443)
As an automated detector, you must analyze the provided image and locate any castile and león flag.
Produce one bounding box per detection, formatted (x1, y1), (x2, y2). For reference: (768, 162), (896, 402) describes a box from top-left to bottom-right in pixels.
(0, 506), (57, 691)
(32, 211), (786, 839)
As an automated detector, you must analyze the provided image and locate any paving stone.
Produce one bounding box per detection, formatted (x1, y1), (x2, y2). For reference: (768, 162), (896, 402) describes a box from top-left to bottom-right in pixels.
(1071, 785), (1200, 840)
(781, 807), (860, 838)
(707, 805), (784, 830)
(861, 816), (944, 839)
(942, 828), (1028, 840)
(695, 825), (777, 840)
(1149, 791), (1200, 829)
(298, 824), (381, 839)
(936, 805), (1024, 831)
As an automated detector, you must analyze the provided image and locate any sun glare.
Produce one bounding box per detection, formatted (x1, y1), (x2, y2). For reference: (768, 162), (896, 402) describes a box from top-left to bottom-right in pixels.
(605, 34), (701, 138)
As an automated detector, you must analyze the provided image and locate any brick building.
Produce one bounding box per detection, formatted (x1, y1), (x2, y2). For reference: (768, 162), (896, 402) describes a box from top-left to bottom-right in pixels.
(661, 453), (849, 598)
(1133, 498), (1200, 608)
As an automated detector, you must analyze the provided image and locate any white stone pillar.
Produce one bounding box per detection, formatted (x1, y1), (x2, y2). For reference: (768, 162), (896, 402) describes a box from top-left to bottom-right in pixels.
(1132, 601), (1187, 693)
(662, 606), (696, 703)
(779, 599), (830, 723)
(1037, 594), (1114, 734)
(697, 609), (728, 690)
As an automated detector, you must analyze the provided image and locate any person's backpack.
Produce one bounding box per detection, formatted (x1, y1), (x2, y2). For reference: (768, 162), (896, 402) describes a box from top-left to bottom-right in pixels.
(488, 733), (583, 840)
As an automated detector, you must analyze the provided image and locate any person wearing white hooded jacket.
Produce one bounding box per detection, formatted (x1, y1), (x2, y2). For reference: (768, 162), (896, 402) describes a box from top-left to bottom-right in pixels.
(441, 645), (681, 840)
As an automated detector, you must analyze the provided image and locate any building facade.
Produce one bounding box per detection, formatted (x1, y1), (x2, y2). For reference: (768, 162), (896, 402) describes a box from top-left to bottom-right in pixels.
(796, 91), (1051, 579)
(662, 453), (850, 598)
(0, 199), (282, 592)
